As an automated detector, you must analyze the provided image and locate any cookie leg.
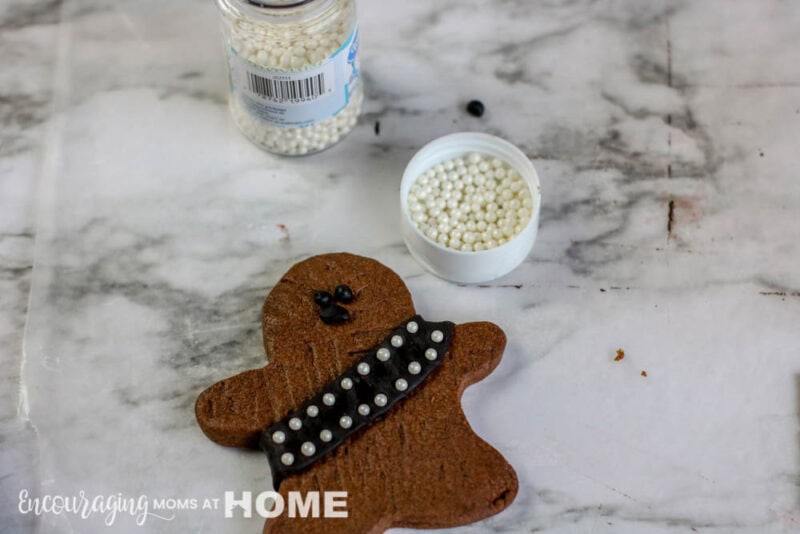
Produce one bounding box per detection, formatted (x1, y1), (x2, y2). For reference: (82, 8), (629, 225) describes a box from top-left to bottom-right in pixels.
(262, 460), (391, 534)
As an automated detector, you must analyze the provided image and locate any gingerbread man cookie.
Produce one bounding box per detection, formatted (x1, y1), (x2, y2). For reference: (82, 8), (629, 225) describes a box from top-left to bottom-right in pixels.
(196, 253), (518, 533)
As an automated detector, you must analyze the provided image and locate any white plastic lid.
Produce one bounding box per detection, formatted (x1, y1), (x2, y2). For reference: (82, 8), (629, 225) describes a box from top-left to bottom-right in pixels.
(400, 132), (541, 284)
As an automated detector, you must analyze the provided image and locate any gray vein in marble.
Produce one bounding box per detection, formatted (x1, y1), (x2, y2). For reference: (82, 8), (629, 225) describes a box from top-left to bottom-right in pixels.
(0, 0), (61, 30)
(0, 94), (53, 158)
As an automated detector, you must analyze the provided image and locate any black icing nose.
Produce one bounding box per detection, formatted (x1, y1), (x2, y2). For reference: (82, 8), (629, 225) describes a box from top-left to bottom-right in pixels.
(319, 304), (350, 325)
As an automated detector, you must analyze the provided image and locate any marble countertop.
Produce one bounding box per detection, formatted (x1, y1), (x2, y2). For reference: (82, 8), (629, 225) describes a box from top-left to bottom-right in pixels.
(2, 0), (799, 532)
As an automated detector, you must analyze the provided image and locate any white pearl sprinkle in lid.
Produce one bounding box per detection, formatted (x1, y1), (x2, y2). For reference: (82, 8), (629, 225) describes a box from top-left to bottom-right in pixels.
(401, 133), (541, 284)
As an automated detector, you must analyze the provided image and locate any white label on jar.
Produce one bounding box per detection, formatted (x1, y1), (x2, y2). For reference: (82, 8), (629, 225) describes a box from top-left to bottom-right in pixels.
(229, 26), (359, 128)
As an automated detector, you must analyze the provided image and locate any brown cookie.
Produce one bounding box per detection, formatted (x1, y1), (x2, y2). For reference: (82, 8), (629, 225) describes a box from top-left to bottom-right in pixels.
(196, 253), (518, 533)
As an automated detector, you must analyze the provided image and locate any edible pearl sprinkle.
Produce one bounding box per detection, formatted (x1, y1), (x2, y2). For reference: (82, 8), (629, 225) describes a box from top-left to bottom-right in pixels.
(272, 431), (286, 444)
(229, 4), (355, 72)
(408, 361), (422, 375)
(391, 335), (404, 347)
(224, 2), (362, 156)
(322, 393), (336, 406)
(288, 417), (302, 431)
(407, 153), (533, 251)
(425, 348), (438, 361)
(320, 429), (333, 442)
(339, 415), (353, 429)
(431, 330), (444, 343)
(340, 377), (353, 390)
(301, 442), (316, 457)
(357, 362), (370, 376)
(358, 404), (371, 416)
(406, 321), (419, 333)
(376, 348), (391, 361)
(306, 405), (319, 417)
(395, 378), (408, 392)
(374, 393), (388, 407)
(281, 453), (295, 466)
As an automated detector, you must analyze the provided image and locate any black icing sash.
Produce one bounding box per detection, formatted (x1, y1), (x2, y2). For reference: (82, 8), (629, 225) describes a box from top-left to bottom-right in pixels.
(259, 315), (454, 486)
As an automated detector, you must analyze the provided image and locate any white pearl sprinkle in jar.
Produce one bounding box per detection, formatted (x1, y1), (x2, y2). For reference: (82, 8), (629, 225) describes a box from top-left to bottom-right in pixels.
(217, 0), (362, 156)
(401, 133), (542, 284)
(407, 154), (532, 252)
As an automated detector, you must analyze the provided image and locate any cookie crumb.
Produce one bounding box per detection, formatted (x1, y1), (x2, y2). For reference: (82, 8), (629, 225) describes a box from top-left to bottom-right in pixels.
(276, 224), (290, 244)
(614, 348), (625, 361)
(641, 370), (647, 377)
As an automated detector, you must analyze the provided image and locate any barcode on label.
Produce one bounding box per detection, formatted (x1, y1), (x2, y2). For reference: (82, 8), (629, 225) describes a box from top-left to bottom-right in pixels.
(247, 72), (327, 103)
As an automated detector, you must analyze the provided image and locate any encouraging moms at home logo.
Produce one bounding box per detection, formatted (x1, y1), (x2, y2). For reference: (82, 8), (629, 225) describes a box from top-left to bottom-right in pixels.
(17, 489), (348, 526)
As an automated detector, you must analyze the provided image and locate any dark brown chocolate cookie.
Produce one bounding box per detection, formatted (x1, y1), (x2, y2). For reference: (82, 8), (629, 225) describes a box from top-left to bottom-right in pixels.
(196, 253), (518, 533)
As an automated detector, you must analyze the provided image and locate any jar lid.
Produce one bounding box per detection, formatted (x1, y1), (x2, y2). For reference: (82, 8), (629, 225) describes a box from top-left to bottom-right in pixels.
(400, 133), (541, 284)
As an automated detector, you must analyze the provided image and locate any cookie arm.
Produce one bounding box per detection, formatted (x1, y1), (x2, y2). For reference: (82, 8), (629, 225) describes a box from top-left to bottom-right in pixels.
(448, 321), (507, 386)
(195, 367), (281, 449)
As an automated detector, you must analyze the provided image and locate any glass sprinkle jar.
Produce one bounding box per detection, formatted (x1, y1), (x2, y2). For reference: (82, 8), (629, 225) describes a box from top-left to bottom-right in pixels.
(216, 0), (362, 156)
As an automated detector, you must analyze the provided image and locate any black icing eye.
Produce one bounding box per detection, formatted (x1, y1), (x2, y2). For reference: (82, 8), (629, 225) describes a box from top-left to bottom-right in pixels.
(314, 290), (333, 307)
(319, 304), (350, 325)
(334, 285), (354, 303)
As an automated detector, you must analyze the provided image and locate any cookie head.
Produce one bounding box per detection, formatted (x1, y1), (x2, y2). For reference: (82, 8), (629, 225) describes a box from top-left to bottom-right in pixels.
(262, 253), (416, 358)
